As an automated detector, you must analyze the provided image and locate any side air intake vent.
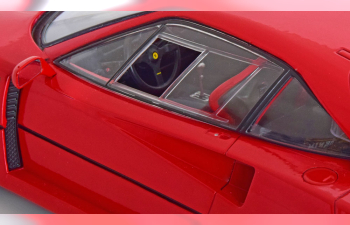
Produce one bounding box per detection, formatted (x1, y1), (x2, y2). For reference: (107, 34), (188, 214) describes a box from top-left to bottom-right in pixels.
(5, 82), (22, 170)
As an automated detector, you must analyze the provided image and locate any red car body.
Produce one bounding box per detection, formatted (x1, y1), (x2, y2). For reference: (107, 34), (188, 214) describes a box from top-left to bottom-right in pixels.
(1, 11), (350, 213)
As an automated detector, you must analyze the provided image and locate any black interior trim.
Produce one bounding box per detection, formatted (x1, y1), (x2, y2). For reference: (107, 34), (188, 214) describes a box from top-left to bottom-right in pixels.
(18, 124), (200, 214)
(238, 70), (292, 132)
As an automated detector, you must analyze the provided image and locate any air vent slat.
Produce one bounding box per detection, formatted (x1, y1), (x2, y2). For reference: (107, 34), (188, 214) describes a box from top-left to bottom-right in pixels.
(5, 81), (22, 171)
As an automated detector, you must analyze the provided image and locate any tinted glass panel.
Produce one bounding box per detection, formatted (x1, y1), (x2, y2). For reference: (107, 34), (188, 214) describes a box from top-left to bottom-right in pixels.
(165, 53), (253, 112)
(116, 38), (201, 96)
(59, 22), (286, 131)
(217, 66), (283, 128)
(60, 27), (159, 85)
(249, 78), (350, 157)
(108, 24), (284, 129)
(163, 25), (259, 60)
(45, 11), (142, 43)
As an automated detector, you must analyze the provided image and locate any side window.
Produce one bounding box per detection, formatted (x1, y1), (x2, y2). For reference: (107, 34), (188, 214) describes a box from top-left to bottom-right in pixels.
(58, 21), (286, 130)
(107, 24), (285, 129)
(56, 20), (350, 158)
(60, 26), (159, 85)
(114, 38), (201, 96)
(249, 78), (350, 157)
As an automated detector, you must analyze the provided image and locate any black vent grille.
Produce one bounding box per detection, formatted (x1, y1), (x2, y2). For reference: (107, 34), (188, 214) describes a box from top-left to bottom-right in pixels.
(5, 82), (22, 170)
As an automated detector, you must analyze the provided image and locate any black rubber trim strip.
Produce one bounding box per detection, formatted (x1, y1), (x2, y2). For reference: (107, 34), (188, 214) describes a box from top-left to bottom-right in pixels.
(17, 124), (200, 214)
(51, 18), (336, 156)
(54, 24), (165, 88)
(53, 18), (293, 134)
(237, 70), (292, 132)
(5, 83), (22, 171)
(105, 24), (166, 86)
(32, 11), (61, 49)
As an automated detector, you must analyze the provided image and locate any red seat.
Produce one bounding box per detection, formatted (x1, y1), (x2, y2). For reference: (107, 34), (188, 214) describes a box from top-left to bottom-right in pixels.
(209, 57), (267, 112)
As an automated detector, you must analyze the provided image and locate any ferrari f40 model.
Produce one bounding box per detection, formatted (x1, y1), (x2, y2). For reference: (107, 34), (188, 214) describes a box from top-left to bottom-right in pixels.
(1, 11), (350, 213)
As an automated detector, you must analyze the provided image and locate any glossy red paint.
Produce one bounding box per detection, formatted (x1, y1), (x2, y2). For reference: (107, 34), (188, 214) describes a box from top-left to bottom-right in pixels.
(0, 76), (11, 128)
(302, 168), (338, 186)
(18, 67), (237, 213)
(0, 11), (350, 213)
(18, 129), (190, 213)
(337, 49), (350, 61)
(336, 192), (350, 213)
(12, 56), (56, 89)
(210, 135), (350, 213)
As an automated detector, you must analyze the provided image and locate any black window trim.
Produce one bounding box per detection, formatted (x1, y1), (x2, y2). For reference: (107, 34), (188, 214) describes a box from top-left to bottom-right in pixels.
(54, 18), (295, 134)
(242, 70), (325, 134)
(46, 16), (345, 158)
(105, 23), (284, 130)
(241, 70), (350, 159)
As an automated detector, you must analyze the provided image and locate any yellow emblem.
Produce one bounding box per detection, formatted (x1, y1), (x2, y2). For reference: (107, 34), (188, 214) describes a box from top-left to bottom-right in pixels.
(153, 52), (158, 60)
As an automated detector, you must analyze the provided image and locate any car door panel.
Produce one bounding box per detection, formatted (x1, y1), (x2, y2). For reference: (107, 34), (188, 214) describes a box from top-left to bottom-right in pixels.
(17, 66), (238, 213)
(18, 129), (191, 213)
(336, 192), (350, 213)
(210, 135), (350, 213)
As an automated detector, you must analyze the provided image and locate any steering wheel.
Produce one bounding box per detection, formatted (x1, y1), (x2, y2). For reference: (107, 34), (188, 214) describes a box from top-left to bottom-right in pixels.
(129, 39), (181, 96)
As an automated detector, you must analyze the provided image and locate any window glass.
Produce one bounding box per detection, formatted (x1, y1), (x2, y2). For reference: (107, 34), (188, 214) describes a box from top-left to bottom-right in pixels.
(58, 21), (286, 131)
(60, 26), (159, 85)
(249, 78), (350, 157)
(44, 11), (142, 44)
(116, 38), (201, 96)
(163, 24), (259, 60)
(163, 53), (283, 128)
(108, 24), (284, 129)
(165, 53), (253, 113)
(216, 66), (283, 128)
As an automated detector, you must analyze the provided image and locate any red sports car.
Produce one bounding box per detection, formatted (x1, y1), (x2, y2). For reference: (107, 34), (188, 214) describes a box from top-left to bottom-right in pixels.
(1, 11), (350, 213)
